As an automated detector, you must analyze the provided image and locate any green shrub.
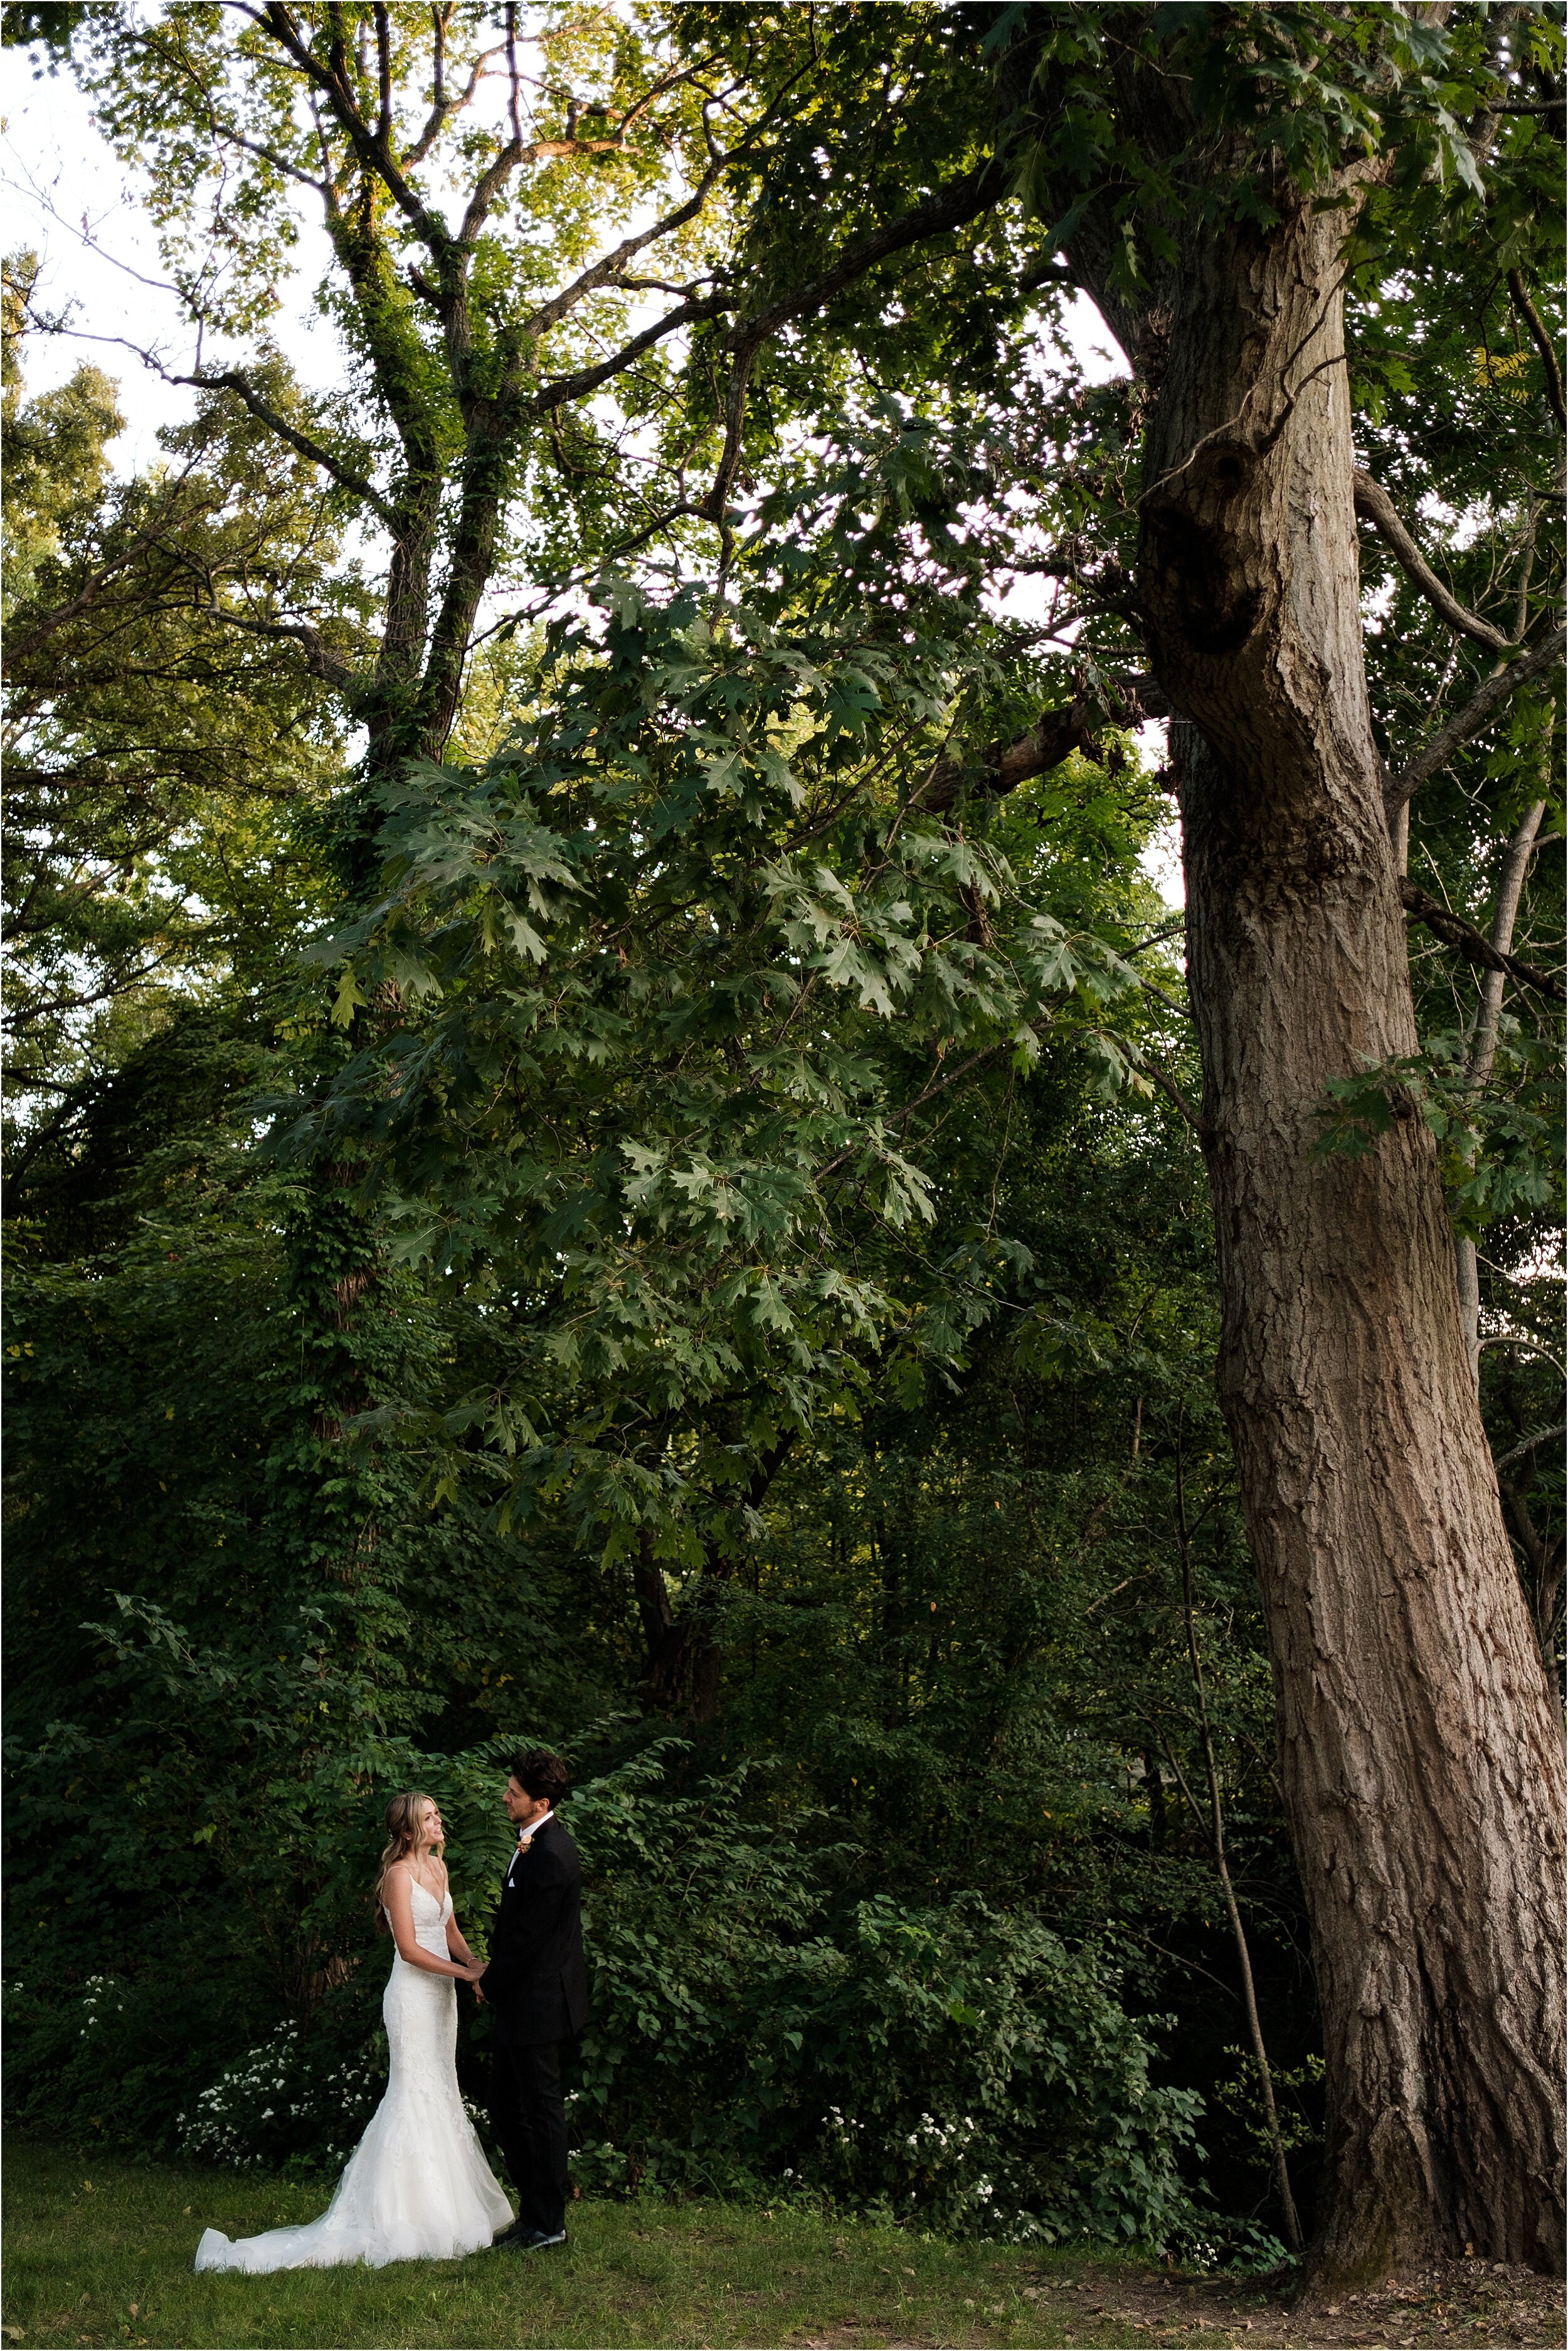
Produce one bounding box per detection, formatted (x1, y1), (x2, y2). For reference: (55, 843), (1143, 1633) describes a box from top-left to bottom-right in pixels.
(6, 1739), (1200, 2246)
(564, 1753), (1200, 2242)
(2, 1967), (274, 2155)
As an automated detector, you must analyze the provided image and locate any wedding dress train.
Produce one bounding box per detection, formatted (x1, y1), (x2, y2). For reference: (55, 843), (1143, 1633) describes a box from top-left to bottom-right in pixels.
(194, 1881), (512, 2271)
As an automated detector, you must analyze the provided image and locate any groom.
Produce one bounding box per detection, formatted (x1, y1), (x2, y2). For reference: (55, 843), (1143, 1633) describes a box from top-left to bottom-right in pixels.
(479, 1748), (590, 2253)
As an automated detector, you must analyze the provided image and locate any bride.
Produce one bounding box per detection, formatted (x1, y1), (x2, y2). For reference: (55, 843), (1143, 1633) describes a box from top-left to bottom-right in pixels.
(194, 1791), (512, 2271)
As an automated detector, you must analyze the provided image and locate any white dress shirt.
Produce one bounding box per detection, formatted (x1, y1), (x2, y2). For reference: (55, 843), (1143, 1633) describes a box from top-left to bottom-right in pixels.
(504, 1808), (553, 1887)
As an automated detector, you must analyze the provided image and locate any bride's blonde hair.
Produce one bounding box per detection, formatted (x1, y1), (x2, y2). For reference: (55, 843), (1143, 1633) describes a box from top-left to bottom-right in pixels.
(373, 1790), (442, 1928)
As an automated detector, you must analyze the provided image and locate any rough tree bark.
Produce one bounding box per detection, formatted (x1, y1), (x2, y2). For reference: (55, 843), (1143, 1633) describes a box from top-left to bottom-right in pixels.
(1098, 178), (1566, 2279)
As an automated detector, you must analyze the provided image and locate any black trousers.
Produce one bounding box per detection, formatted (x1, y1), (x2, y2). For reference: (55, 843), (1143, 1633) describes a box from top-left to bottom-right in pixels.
(489, 2039), (568, 2235)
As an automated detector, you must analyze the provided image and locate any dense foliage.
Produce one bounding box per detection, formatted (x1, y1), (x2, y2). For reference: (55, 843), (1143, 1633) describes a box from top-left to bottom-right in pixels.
(4, 0), (1560, 2268)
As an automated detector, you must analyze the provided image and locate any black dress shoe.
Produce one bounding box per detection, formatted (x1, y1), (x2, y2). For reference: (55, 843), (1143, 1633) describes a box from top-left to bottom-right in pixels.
(489, 2218), (532, 2247)
(499, 2226), (567, 2252)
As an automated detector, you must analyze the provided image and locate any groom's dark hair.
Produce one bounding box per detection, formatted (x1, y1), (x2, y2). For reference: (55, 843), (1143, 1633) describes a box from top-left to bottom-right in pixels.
(509, 1747), (569, 1804)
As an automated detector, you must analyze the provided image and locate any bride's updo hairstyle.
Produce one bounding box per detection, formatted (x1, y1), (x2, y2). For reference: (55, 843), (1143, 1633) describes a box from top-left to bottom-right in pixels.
(373, 1790), (440, 1928)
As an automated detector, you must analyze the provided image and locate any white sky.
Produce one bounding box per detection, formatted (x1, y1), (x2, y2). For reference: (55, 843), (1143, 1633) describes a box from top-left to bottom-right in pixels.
(3, 42), (1182, 909)
(3, 54), (342, 469)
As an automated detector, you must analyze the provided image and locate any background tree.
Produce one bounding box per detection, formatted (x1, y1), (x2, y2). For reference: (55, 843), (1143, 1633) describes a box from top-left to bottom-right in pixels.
(3, 251), (364, 1170)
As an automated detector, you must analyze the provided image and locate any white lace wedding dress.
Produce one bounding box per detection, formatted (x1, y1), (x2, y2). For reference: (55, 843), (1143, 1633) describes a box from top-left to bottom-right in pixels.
(194, 1882), (512, 2271)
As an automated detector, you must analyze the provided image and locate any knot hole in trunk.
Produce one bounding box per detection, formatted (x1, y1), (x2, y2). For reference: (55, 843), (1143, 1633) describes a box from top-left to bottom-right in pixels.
(1143, 447), (1264, 657)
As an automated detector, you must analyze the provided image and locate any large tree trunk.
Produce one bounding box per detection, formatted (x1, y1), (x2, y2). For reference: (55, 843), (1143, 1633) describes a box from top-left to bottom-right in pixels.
(1127, 193), (1565, 2279)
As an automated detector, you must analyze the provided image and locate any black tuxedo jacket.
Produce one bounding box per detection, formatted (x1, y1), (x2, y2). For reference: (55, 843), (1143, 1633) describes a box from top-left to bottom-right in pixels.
(480, 1815), (590, 2049)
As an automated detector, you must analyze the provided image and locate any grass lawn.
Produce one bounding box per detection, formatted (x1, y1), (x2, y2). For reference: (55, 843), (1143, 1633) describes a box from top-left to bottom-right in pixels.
(0, 2141), (1152, 2350)
(6, 2143), (1563, 2350)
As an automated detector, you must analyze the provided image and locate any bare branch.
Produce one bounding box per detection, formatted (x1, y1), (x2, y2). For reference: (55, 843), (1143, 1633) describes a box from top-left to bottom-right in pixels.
(196, 603), (366, 701)
(1134, 1054), (1211, 1137)
(221, 125), (332, 198)
(1125, 917), (1187, 958)
(1385, 626), (1566, 813)
(1353, 470), (1517, 653)
(402, 23), (501, 169)
(1138, 973), (1191, 1023)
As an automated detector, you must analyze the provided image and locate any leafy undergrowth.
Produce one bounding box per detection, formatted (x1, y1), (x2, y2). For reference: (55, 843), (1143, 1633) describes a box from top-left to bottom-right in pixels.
(1, 2145), (1562, 2350)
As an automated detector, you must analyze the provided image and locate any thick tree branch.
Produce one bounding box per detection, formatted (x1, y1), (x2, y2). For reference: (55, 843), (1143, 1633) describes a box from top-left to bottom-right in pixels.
(516, 161), (732, 348)
(526, 294), (731, 420)
(704, 342), (759, 526)
(179, 368), (397, 531)
(196, 604), (367, 702)
(1508, 269), (1567, 432)
(1019, 258), (1079, 295)
(1399, 879), (1564, 1002)
(724, 161), (1010, 354)
(1495, 1423), (1567, 1477)
(415, 410), (510, 751)
(919, 676), (1167, 814)
(256, 3), (457, 268)
(1353, 469), (1516, 652)
(1384, 626), (1567, 814)
(374, 2), (393, 148)
(702, 157), (1012, 522)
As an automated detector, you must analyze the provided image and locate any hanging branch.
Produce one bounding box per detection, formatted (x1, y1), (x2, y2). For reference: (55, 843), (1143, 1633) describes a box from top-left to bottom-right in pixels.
(1172, 1430), (1305, 2256)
